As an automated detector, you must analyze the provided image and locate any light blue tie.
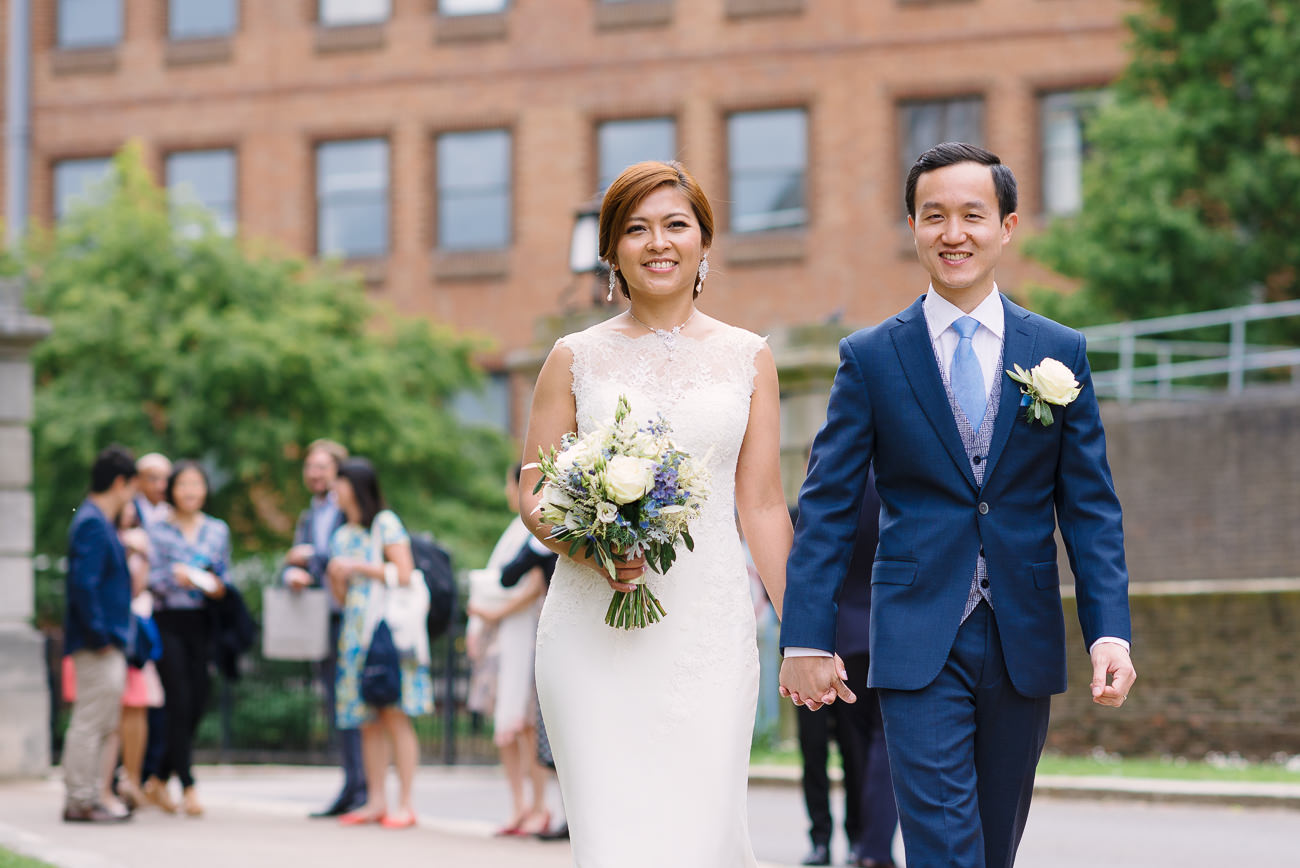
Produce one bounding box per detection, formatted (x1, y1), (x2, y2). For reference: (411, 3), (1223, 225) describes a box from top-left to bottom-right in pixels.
(950, 316), (986, 427)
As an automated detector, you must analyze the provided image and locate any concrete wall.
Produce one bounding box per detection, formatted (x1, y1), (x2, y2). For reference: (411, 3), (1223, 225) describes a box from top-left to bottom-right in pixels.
(0, 278), (50, 778)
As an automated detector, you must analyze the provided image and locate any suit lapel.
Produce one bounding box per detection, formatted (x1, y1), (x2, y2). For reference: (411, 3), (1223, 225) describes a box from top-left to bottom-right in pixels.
(981, 295), (1039, 484)
(890, 298), (978, 492)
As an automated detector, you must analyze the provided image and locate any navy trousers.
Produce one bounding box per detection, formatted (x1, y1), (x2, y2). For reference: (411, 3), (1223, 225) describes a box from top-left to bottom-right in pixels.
(877, 602), (1050, 868)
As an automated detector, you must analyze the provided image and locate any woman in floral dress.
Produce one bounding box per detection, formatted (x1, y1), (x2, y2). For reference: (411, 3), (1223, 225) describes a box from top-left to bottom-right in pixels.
(327, 457), (432, 829)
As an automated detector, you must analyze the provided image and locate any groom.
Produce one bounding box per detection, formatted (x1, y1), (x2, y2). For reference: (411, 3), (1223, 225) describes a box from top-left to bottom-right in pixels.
(779, 142), (1136, 868)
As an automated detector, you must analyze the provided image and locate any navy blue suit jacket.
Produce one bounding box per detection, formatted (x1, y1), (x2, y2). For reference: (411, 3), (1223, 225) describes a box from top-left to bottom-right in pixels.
(833, 471), (879, 658)
(64, 499), (133, 654)
(782, 294), (1130, 698)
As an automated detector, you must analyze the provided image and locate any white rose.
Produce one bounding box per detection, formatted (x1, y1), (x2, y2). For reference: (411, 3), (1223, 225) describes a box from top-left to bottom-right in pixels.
(541, 484), (575, 510)
(603, 455), (656, 505)
(1029, 358), (1082, 406)
(595, 502), (619, 523)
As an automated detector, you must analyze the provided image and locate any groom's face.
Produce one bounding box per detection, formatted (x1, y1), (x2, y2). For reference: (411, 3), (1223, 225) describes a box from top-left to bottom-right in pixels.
(908, 161), (1018, 301)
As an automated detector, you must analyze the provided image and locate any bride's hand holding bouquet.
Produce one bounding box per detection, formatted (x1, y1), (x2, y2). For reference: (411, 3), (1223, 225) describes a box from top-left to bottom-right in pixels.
(530, 394), (710, 629)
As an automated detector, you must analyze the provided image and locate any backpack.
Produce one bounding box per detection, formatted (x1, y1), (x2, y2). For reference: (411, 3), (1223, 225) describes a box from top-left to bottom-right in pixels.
(410, 533), (456, 641)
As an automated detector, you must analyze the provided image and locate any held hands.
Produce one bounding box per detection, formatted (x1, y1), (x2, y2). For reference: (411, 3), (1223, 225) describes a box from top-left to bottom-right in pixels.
(778, 654), (857, 711)
(1090, 643), (1137, 708)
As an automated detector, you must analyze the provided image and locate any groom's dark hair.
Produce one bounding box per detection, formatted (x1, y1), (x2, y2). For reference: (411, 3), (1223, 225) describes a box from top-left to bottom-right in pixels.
(905, 142), (1018, 221)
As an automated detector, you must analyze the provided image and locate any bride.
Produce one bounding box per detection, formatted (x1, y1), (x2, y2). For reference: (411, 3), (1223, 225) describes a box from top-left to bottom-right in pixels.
(519, 161), (794, 866)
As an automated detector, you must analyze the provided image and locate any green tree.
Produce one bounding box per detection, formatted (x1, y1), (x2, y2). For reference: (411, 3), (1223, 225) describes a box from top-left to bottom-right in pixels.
(1027, 0), (1300, 325)
(22, 144), (513, 603)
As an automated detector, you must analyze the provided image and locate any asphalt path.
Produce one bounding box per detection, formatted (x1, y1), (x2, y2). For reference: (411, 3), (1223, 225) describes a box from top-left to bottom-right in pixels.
(3, 766), (1298, 868)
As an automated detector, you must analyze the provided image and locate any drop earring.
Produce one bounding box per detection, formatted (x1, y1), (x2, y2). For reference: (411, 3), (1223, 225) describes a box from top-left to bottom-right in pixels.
(696, 255), (709, 293)
(607, 267), (618, 302)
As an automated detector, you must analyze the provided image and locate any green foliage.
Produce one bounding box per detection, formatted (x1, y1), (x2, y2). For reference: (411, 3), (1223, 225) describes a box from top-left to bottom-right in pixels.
(1027, 0), (1300, 324)
(22, 143), (513, 608)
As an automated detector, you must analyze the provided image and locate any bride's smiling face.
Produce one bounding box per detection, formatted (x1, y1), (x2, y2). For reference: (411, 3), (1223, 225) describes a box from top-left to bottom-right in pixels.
(614, 186), (708, 301)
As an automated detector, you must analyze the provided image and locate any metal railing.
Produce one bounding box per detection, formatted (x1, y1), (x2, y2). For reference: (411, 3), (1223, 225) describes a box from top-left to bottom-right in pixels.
(1081, 299), (1300, 402)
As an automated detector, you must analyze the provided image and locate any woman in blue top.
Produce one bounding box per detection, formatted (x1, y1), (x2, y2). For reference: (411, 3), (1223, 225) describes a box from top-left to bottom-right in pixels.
(328, 458), (432, 829)
(145, 460), (230, 818)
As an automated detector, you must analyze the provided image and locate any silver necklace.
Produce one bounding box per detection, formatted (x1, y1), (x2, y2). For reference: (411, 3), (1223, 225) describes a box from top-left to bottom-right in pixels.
(628, 307), (698, 358)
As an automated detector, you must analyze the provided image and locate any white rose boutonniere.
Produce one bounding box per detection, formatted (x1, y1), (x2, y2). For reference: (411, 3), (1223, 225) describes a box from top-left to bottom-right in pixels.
(1006, 358), (1082, 427)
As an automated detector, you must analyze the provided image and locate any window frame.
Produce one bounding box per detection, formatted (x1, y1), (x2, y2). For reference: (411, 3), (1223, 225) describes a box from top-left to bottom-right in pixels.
(433, 127), (514, 253)
(896, 94), (987, 214)
(1038, 87), (1108, 218)
(52, 155), (114, 222)
(594, 115), (679, 195)
(314, 136), (392, 261)
(725, 106), (811, 235)
(56, 0), (124, 49)
(164, 147), (240, 236)
(317, 0), (392, 28)
(167, 0), (240, 42)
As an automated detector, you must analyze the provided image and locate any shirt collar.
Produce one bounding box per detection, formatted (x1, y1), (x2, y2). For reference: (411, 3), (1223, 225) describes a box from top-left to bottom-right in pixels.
(923, 285), (1005, 342)
(311, 491), (338, 510)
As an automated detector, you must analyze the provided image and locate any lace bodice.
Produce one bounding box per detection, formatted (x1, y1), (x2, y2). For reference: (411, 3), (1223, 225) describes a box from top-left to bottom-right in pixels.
(560, 323), (767, 539)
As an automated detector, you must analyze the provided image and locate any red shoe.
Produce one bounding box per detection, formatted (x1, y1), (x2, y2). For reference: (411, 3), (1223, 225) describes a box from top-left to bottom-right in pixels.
(339, 809), (384, 826)
(380, 813), (417, 829)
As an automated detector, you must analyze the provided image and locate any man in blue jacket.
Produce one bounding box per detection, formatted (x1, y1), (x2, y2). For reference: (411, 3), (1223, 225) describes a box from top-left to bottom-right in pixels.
(62, 445), (138, 823)
(780, 144), (1136, 867)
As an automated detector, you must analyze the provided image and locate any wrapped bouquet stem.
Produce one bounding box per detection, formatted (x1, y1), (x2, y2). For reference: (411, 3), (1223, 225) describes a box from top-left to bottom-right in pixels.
(531, 395), (710, 630)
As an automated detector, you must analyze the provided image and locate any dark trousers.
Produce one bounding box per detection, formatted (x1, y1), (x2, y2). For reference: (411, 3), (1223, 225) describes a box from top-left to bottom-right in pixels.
(798, 652), (898, 862)
(154, 609), (212, 789)
(142, 706), (167, 781)
(322, 612), (365, 801)
(878, 602), (1051, 868)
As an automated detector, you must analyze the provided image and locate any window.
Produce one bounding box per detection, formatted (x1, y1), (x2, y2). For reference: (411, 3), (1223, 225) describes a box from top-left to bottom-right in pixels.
(319, 0), (390, 26)
(1040, 89), (1106, 217)
(439, 0), (508, 14)
(169, 0), (238, 40)
(57, 0), (123, 49)
(53, 157), (112, 220)
(727, 108), (808, 233)
(317, 139), (389, 259)
(450, 373), (511, 433)
(436, 130), (511, 251)
(898, 97), (985, 205)
(167, 149), (237, 235)
(597, 118), (676, 193)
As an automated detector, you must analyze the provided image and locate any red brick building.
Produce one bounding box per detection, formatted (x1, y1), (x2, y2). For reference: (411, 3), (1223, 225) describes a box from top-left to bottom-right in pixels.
(2, 0), (1132, 432)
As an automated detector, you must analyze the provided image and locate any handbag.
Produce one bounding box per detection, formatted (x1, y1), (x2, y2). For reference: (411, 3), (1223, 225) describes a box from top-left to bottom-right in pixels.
(262, 586), (331, 661)
(359, 620), (402, 707)
(370, 514), (431, 666)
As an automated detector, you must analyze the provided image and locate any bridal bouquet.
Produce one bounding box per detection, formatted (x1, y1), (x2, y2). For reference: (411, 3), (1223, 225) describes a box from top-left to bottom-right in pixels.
(532, 395), (710, 629)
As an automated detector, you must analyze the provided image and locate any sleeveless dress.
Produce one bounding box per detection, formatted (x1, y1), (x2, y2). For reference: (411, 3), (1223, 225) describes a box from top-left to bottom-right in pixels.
(534, 324), (766, 868)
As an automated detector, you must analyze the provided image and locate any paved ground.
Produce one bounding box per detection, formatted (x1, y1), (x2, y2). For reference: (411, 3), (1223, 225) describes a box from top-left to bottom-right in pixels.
(2, 765), (1299, 867)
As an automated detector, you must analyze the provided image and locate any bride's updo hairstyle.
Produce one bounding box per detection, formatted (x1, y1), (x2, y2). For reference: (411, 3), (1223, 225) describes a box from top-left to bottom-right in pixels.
(598, 160), (715, 300)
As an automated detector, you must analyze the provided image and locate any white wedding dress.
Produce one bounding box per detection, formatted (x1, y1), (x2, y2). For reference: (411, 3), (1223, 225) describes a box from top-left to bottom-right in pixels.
(535, 324), (766, 868)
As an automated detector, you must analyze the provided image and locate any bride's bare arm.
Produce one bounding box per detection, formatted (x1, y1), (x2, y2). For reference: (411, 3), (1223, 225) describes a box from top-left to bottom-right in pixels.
(519, 342), (643, 592)
(735, 344), (792, 621)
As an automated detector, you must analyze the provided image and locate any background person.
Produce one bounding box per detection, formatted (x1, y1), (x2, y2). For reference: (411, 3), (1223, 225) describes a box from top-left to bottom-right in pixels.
(794, 472), (897, 868)
(147, 460), (231, 818)
(61, 445), (137, 823)
(93, 499), (164, 814)
(467, 464), (551, 837)
(132, 451), (171, 808)
(280, 439), (363, 818)
(328, 458), (432, 830)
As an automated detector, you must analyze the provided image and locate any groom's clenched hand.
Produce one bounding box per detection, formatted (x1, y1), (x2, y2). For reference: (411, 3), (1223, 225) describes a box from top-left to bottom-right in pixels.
(779, 654), (856, 711)
(1090, 643), (1137, 708)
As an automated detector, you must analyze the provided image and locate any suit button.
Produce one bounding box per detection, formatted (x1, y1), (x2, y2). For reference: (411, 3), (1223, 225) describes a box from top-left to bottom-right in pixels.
(981, 579), (990, 588)
(978, 502), (990, 515)
(972, 455), (983, 465)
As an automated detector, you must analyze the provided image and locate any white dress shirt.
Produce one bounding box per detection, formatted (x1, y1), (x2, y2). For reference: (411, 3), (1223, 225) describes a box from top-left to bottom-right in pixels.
(785, 285), (1128, 659)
